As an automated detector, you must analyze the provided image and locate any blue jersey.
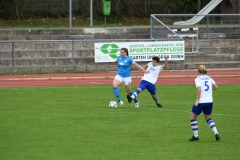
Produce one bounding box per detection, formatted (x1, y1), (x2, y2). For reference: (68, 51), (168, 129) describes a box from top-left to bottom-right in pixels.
(117, 56), (135, 78)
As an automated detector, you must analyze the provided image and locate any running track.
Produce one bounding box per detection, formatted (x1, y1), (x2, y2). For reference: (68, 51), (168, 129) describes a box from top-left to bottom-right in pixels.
(0, 69), (240, 88)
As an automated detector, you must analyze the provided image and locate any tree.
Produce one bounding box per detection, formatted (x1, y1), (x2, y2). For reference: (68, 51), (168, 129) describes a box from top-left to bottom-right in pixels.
(0, 0), (25, 20)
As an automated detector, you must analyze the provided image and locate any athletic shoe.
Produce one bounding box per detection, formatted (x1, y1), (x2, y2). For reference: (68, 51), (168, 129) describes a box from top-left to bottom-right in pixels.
(127, 95), (133, 103)
(118, 100), (123, 105)
(189, 136), (199, 141)
(135, 101), (139, 108)
(157, 103), (163, 107)
(215, 133), (220, 141)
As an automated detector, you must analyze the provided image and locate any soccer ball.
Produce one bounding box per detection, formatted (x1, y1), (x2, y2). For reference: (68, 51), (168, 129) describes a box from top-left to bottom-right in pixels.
(109, 101), (117, 109)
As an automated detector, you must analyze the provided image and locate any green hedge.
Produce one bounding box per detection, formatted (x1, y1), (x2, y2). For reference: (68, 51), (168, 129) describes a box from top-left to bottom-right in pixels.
(0, 0), (198, 19)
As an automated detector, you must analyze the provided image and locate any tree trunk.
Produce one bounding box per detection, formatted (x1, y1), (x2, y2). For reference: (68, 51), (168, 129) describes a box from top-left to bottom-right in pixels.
(198, 0), (201, 11)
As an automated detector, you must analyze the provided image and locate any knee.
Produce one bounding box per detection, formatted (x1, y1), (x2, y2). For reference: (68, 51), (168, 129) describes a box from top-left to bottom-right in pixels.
(112, 82), (118, 88)
(204, 115), (211, 121)
(152, 95), (156, 99)
(126, 88), (131, 94)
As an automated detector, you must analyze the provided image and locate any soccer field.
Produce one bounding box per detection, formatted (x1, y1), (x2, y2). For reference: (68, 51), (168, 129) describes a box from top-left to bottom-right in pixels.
(0, 84), (239, 160)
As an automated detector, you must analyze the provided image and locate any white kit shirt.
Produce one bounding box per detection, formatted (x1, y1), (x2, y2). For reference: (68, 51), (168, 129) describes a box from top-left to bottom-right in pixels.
(142, 62), (162, 84)
(195, 75), (215, 103)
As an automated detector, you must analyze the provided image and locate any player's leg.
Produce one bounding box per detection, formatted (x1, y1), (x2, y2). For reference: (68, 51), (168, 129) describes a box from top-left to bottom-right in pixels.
(113, 75), (123, 105)
(124, 83), (139, 107)
(127, 80), (147, 102)
(123, 77), (139, 106)
(127, 87), (142, 103)
(189, 104), (201, 141)
(146, 84), (162, 107)
(150, 94), (162, 107)
(203, 103), (220, 141)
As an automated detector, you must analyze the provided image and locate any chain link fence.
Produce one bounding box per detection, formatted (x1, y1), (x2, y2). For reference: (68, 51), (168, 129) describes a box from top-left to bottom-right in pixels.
(20, 0), (198, 17)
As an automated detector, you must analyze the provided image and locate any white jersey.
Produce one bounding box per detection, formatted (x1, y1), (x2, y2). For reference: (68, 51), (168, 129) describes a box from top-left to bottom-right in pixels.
(195, 75), (215, 103)
(142, 62), (162, 84)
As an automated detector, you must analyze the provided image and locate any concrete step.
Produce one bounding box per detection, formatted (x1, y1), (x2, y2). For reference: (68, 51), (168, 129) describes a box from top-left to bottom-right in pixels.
(0, 64), (118, 73)
(1, 54), (239, 67)
(0, 33), (150, 40)
(183, 61), (240, 69)
(0, 35), (94, 40)
(0, 57), (95, 67)
(0, 42), (94, 50)
(0, 27), (150, 37)
(1, 60), (239, 73)
(185, 46), (240, 54)
(185, 39), (240, 48)
(0, 49), (94, 58)
(0, 27), (239, 40)
(0, 29), (83, 37)
(94, 34), (150, 39)
(1, 48), (239, 62)
(1, 39), (240, 51)
(184, 54), (240, 63)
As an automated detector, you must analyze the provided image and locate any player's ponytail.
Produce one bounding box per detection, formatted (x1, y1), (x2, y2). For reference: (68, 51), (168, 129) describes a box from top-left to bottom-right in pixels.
(198, 65), (207, 74)
(120, 48), (129, 56)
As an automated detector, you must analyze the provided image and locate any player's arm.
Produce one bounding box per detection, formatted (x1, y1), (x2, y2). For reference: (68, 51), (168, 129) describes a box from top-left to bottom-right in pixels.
(195, 86), (201, 107)
(142, 64), (148, 70)
(162, 56), (168, 68)
(212, 83), (218, 90)
(133, 62), (150, 74)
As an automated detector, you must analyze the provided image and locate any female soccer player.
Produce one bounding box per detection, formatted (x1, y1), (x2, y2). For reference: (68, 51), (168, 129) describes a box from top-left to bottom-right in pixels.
(127, 56), (168, 107)
(189, 65), (220, 141)
(112, 48), (149, 107)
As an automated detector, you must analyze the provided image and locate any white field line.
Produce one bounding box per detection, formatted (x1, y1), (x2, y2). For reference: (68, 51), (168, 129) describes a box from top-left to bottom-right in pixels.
(120, 105), (240, 117)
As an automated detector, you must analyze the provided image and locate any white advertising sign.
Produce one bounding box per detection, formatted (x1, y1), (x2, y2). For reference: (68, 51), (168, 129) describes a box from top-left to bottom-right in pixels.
(94, 41), (184, 62)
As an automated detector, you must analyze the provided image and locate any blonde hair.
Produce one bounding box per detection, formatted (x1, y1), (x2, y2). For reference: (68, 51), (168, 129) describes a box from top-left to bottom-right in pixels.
(198, 65), (207, 74)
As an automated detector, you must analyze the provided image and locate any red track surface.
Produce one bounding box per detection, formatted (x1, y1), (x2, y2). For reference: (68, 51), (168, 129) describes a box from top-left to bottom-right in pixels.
(0, 69), (240, 88)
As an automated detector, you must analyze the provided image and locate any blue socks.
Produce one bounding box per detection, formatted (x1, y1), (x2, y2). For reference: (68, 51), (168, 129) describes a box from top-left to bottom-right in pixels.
(113, 88), (140, 103)
(130, 91), (138, 103)
(153, 97), (159, 104)
(131, 90), (140, 99)
(206, 118), (218, 134)
(113, 87), (121, 101)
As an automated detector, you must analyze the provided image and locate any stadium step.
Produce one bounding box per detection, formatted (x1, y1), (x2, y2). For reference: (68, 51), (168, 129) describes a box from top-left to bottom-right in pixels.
(1, 53), (239, 63)
(0, 27), (240, 72)
(1, 61), (239, 73)
(0, 57), (95, 67)
(0, 42), (95, 50)
(185, 46), (240, 54)
(0, 50), (94, 58)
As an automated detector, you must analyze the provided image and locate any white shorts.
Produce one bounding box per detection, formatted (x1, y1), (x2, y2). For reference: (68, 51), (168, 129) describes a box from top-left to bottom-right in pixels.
(114, 75), (132, 85)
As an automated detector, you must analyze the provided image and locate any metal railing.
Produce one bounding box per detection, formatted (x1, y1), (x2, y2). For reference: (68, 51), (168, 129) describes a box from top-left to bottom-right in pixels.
(0, 39), (180, 68)
(150, 14), (240, 39)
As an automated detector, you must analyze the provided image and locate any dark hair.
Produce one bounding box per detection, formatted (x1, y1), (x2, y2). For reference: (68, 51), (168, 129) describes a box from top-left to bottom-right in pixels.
(198, 65), (207, 74)
(120, 48), (129, 56)
(152, 56), (159, 62)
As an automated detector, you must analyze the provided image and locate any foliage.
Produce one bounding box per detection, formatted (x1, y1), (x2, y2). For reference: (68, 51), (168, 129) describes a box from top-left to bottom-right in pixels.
(0, 16), (150, 28)
(0, 0), (198, 20)
(0, 0), (25, 20)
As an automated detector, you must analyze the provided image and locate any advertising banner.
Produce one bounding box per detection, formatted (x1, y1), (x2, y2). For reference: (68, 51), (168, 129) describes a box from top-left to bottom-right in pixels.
(94, 41), (184, 62)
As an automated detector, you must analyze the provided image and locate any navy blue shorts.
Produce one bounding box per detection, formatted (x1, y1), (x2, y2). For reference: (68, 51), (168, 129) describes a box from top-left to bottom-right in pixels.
(191, 102), (213, 115)
(138, 80), (156, 95)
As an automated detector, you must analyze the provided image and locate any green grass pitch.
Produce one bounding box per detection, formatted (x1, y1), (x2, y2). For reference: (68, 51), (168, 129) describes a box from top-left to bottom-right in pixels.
(0, 84), (239, 160)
